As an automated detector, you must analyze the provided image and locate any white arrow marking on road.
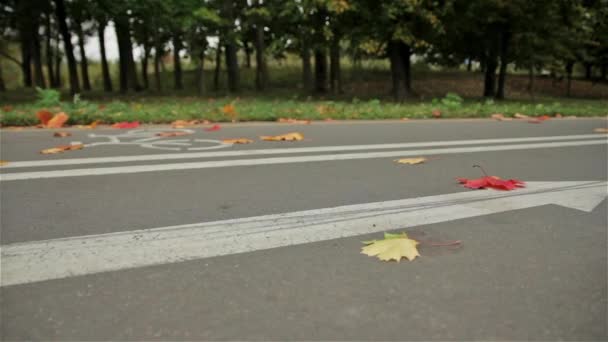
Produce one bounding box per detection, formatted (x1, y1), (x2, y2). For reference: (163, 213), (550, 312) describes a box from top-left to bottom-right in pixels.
(1, 181), (605, 287)
(0, 139), (606, 181)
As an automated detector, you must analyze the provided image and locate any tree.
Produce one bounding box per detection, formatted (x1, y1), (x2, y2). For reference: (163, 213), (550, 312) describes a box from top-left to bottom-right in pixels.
(53, 0), (80, 94)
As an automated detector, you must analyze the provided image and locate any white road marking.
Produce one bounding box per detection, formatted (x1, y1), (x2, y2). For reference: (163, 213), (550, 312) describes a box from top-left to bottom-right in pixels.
(2, 134), (604, 169)
(0, 139), (605, 181)
(1, 181), (605, 287)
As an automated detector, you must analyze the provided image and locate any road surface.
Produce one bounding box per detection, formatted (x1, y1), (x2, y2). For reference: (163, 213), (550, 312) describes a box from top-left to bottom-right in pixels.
(1, 119), (607, 340)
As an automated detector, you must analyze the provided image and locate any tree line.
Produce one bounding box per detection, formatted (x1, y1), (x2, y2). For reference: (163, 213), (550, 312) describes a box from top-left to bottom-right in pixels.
(1, 0), (607, 100)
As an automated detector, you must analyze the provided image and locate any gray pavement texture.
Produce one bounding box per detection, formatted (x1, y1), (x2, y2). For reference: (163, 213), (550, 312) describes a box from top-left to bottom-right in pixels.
(1, 118), (607, 340)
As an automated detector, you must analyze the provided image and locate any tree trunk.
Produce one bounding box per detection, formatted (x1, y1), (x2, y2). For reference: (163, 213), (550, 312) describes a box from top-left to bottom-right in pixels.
(601, 63), (607, 80)
(254, 24), (268, 90)
(31, 22), (47, 88)
(98, 22), (112, 92)
(115, 15), (140, 92)
(153, 32), (162, 92)
(19, 30), (33, 87)
(223, 0), (239, 92)
(0, 61), (6, 91)
(467, 58), (472, 71)
(301, 43), (312, 92)
(566, 61), (574, 97)
(172, 33), (183, 90)
(401, 42), (411, 91)
(527, 67), (535, 100)
(141, 43), (150, 89)
(197, 50), (205, 96)
(213, 42), (221, 91)
(243, 39), (252, 68)
(75, 22), (91, 90)
(388, 40), (407, 101)
(54, 28), (62, 88)
(45, 14), (56, 88)
(483, 41), (498, 98)
(584, 63), (592, 80)
(53, 0), (80, 94)
(329, 32), (342, 94)
(495, 30), (511, 100)
(314, 48), (327, 93)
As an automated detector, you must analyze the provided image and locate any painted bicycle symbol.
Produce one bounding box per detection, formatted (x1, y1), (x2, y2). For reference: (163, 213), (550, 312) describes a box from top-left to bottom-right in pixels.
(76, 129), (232, 152)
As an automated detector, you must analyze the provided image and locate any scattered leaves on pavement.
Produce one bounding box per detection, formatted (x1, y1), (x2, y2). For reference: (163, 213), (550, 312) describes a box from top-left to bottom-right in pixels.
(260, 132), (304, 141)
(40, 144), (84, 154)
(222, 138), (254, 144)
(112, 121), (140, 129)
(204, 124), (222, 131)
(594, 128), (608, 133)
(394, 157), (427, 165)
(155, 131), (192, 137)
(53, 131), (72, 137)
(36, 110), (53, 125)
(46, 112), (69, 128)
(361, 232), (420, 262)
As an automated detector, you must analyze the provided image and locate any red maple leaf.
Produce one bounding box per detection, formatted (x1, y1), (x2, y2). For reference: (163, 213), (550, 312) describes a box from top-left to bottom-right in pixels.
(458, 176), (525, 191)
(204, 124), (221, 131)
(112, 121), (140, 129)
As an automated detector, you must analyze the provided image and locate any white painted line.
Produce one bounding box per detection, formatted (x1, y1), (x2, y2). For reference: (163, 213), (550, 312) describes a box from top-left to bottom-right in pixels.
(2, 134), (604, 169)
(0, 139), (605, 182)
(2, 181), (605, 286)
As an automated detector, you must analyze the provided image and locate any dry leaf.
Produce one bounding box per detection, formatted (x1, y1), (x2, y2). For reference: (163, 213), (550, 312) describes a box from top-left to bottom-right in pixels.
(277, 118), (311, 124)
(491, 113), (512, 121)
(593, 128), (608, 133)
(75, 120), (100, 129)
(394, 157), (427, 165)
(156, 131), (192, 137)
(46, 112), (69, 128)
(171, 120), (195, 128)
(400, 118), (410, 121)
(36, 110), (53, 125)
(432, 109), (442, 118)
(0, 160), (8, 166)
(458, 176), (525, 191)
(222, 138), (254, 144)
(361, 232), (420, 262)
(53, 131), (71, 137)
(204, 124), (221, 131)
(514, 113), (529, 119)
(40, 144), (84, 154)
(260, 132), (304, 141)
(112, 121), (140, 129)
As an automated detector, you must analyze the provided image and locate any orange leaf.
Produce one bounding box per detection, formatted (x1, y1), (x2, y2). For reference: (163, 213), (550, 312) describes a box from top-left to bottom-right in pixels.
(40, 144), (84, 154)
(594, 128), (608, 133)
(514, 113), (529, 119)
(171, 120), (191, 128)
(222, 138), (254, 144)
(0, 160), (8, 166)
(47, 112), (69, 128)
(112, 121), (140, 129)
(53, 131), (72, 137)
(2, 105), (13, 112)
(260, 132), (304, 141)
(155, 131), (192, 137)
(36, 110), (53, 125)
(432, 109), (442, 118)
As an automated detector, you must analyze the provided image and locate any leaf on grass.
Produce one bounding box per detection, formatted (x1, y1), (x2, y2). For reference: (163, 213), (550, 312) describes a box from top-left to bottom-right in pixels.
(222, 138), (254, 144)
(458, 176), (525, 191)
(46, 112), (69, 128)
(277, 118), (311, 124)
(40, 144), (84, 154)
(260, 132), (304, 141)
(432, 109), (442, 118)
(394, 157), (427, 165)
(2, 105), (13, 112)
(204, 124), (221, 131)
(0, 160), (8, 166)
(593, 128), (608, 133)
(36, 110), (53, 125)
(53, 131), (71, 137)
(112, 121), (140, 129)
(156, 131), (192, 137)
(75, 120), (100, 129)
(361, 232), (420, 262)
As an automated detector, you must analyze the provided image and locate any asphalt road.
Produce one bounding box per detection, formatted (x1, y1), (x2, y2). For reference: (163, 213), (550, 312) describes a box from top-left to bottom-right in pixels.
(1, 119), (607, 340)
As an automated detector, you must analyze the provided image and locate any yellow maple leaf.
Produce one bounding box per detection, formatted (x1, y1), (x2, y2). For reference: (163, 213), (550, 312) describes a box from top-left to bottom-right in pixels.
(394, 157), (426, 165)
(361, 232), (420, 262)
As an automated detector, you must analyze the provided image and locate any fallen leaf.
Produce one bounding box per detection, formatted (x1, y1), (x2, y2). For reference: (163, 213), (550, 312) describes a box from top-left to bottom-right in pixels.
(53, 131), (71, 137)
(112, 121), (140, 129)
(36, 110), (53, 125)
(46, 112), (69, 128)
(514, 113), (529, 119)
(432, 109), (442, 118)
(277, 118), (311, 124)
(458, 176), (525, 191)
(40, 144), (84, 154)
(202, 120), (211, 125)
(260, 132), (304, 141)
(76, 120), (100, 129)
(400, 118), (410, 121)
(554, 113), (563, 118)
(491, 113), (512, 121)
(527, 119), (542, 124)
(594, 128), (608, 133)
(156, 131), (192, 137)
(204, 124), (221, 131)
(222, 104), (237, 121)
(222, 138), (254, 144)
(0, 160), (8, 166)
(171, 120), (200, 128)
(6, 126), (24, 131)
(537, 115), (551, 121)
(394, 157), (427, 165)
(361, 232), (420, 262)
(2, 105), (13, 112)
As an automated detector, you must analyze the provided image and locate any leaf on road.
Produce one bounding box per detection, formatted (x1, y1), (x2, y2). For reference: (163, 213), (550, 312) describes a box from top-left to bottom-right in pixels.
(514, 113), (529, 119)
(260, 132), (304, 141)
(171, 120), (201, 128)
(491, 113), (512, 121)
(53, 131), (72, 137)
(394, 157), (427, 165)
(46, 112), (69, 128)
(278, 118), (311, 124)
(36, 110), (53, 125)
(40, 144), (84, 154)
(361, 232), (420, 262)
(75, 120), (100, 129)
(112, 121), (140, 129)
(594, 128), (608, 133)
(0, 160), (8, 166)
(458, 176), (525, 191)
(204, 124), (221, 131)
(400, 118), (410, 121)
(222, 138), (254, 144)
(155, 131), (192, 137)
